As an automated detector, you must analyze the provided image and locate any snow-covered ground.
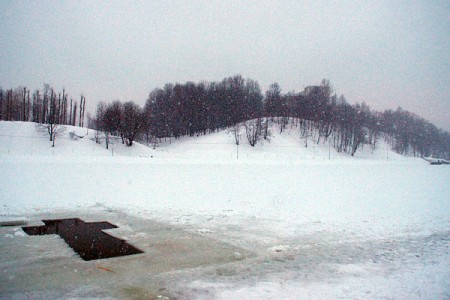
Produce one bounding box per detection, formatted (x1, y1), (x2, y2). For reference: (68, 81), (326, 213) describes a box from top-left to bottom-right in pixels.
(0, 121), (449, 299)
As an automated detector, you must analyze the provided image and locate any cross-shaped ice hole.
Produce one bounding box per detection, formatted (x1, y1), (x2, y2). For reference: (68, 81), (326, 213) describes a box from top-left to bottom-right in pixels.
(22, 218), (143, 261)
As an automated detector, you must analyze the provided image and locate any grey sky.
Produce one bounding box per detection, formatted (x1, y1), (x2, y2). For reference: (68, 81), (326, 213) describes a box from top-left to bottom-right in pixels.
(1, 0), (449, 130)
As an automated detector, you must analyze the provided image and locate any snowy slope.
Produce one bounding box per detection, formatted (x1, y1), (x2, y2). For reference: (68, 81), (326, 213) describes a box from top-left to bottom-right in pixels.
(0, 121), (449, 299)
(0, 121), (154, 158)
(152, 122), (412, 163)
(0, 120), (413, 163)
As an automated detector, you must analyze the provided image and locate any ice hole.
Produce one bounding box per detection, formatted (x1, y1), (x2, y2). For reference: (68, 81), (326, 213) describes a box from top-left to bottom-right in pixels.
(22, 218), (144, 261)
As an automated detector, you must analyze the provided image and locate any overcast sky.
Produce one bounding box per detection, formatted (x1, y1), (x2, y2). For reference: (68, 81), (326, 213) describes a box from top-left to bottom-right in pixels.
(0, 0), (449, 130)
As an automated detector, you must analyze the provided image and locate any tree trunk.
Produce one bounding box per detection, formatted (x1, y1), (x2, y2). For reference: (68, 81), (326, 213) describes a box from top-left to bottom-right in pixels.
(0, 89), (3, 120)
(22, 87), (26, 121)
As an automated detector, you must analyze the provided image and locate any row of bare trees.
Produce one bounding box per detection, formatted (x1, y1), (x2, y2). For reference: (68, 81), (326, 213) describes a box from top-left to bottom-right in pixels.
(0, 85), (86, 126)
(263, 80), (374, 155)
(0, 85), (86, 146)
(263, 80), (449, 158)
(381, 108), (449, 158)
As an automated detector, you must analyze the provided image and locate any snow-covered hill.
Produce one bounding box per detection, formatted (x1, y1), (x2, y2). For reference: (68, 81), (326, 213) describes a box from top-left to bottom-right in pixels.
(0, 121), (154, 158)
(155, 123), (416, 163)
(0, 120), (416, 163)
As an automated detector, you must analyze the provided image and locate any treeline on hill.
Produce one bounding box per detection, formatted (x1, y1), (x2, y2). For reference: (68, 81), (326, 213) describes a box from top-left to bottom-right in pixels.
(94, 76), (448, 158)
(1, 75), (449, 158)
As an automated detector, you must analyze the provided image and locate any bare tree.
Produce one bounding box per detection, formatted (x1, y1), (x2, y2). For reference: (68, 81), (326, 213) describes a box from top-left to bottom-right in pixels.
(262, 117), (272, 141)
(81, 96), (86, 126)
(104, 100), (123, 141)
(228, 122), (243, 145)
(121, 101), (142, 146)
(72, 101), (77, 126)
(245, 118), (263, 147)
(61, 89), (67, 125)
(69, 98), (72, 125)
(95, 101), (109, 148)
(6, 89), (12, 121)
(0, 88), (3, 120)
(22, 87), (27, 121)
(44, 89), (62, 147)
(79, 96), (84, 127)
(26, 90), (31, 121)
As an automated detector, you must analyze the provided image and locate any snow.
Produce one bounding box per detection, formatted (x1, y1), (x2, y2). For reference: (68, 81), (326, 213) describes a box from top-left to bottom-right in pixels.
(0, 121), (449, 299)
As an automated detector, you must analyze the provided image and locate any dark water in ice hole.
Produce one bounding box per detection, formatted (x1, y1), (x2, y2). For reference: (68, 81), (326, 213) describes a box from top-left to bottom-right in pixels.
(22, 218), (143, 261)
